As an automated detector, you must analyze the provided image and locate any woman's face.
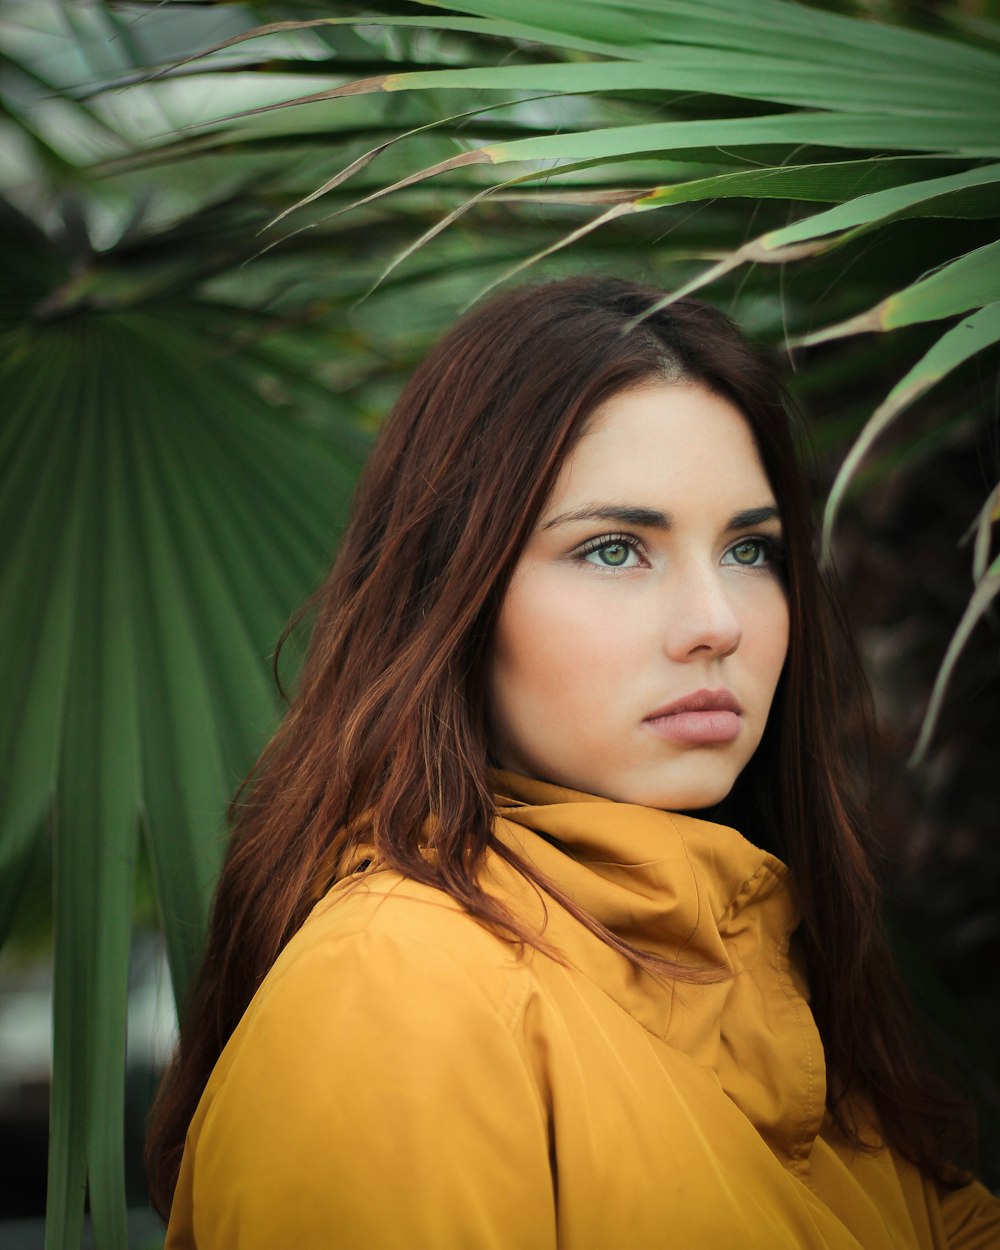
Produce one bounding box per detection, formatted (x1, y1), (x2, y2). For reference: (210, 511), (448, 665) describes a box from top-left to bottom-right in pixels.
(489, 380), (790, 811)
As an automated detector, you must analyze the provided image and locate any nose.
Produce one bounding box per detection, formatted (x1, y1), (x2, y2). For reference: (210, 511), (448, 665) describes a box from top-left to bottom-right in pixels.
(661, 562), (742, 661)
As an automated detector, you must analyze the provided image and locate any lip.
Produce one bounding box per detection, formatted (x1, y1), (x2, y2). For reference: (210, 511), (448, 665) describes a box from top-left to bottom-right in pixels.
(645, 688), (742, 719)
(643, 688), (742, 745)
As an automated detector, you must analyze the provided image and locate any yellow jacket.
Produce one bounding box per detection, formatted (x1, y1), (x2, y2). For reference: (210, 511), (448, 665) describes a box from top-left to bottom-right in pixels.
(166, 776), (1000, 1248)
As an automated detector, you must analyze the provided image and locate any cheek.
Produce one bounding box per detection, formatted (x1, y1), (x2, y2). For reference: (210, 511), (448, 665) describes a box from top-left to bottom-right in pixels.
(765, 594), (791, 671)
(749, 591), (790, 724)
(490, 573), (623, 735)
(743, 580), (790, 669)
(774, 593), (792, 673)
(493, 578), (577, 703)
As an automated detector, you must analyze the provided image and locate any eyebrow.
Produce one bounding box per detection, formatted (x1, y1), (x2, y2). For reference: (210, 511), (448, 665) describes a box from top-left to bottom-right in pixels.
(541, 503), (781, 531)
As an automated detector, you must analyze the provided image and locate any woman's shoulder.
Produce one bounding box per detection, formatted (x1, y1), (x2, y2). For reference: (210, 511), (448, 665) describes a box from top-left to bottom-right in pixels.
(315, 864), (530, 962)
(230, 867), (537, 1056)
(172, 869), (557, 1250)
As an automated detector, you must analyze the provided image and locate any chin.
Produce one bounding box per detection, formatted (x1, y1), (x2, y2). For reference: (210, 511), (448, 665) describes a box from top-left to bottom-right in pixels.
(649, 791), (735, 814)
(616, 769), (740, 813)
(571, 785), (732, 813)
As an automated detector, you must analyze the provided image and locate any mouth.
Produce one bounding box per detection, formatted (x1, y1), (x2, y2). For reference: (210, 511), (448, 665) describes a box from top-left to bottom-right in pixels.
(642, 688), (742, 745)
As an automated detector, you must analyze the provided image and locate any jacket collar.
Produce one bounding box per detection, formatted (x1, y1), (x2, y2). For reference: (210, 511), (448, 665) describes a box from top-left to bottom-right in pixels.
(487, 771), (826, 1169)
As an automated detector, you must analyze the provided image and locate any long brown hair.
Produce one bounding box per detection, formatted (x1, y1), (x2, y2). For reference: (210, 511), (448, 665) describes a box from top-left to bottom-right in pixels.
(147, 276), (966, 1216)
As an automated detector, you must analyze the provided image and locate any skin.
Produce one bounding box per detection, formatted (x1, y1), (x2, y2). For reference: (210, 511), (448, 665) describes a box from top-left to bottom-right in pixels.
(489, 380), (790, 811)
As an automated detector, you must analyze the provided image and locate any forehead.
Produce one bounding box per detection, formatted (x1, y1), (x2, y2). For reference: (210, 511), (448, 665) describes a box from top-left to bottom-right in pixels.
(545, 381), (773, 514)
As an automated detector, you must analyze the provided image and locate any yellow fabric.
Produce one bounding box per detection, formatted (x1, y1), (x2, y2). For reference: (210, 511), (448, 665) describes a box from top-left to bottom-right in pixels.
(166, 774), (1000, 1249)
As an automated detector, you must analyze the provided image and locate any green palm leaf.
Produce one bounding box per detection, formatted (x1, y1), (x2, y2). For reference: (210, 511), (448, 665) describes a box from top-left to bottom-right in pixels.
(1, 302), (359, 1249)
(821, 302), (1000, 556)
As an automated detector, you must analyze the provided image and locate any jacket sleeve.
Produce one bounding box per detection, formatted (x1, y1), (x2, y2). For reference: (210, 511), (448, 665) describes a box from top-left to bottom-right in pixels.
(935, 1177), (1000, 1250)
(173, 926), (556, 1250)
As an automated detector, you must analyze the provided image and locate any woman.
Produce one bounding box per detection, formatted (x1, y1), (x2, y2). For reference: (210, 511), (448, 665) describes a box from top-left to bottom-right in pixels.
(148, 277), (999, 1248)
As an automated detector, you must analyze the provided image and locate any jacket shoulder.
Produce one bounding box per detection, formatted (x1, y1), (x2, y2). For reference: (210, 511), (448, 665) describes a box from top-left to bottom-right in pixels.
(171, 870), (556, 1249)
(245, 867), (537, 1038)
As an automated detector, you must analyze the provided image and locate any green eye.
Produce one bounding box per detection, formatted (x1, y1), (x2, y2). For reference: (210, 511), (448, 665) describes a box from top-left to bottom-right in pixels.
(579, 537), (639, 568)
(598, 543), (630, 566)
(731, 540), (763, 565)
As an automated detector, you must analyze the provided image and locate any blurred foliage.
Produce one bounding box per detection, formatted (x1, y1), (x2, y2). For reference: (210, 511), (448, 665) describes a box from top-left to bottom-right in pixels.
(0, 0), (997, 1245)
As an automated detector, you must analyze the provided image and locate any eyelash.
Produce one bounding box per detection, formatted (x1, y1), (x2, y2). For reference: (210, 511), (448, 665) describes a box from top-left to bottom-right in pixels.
(573, 532), (787, 572)
(575, 532), (646, 569)
(725, 535), (787, 570)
